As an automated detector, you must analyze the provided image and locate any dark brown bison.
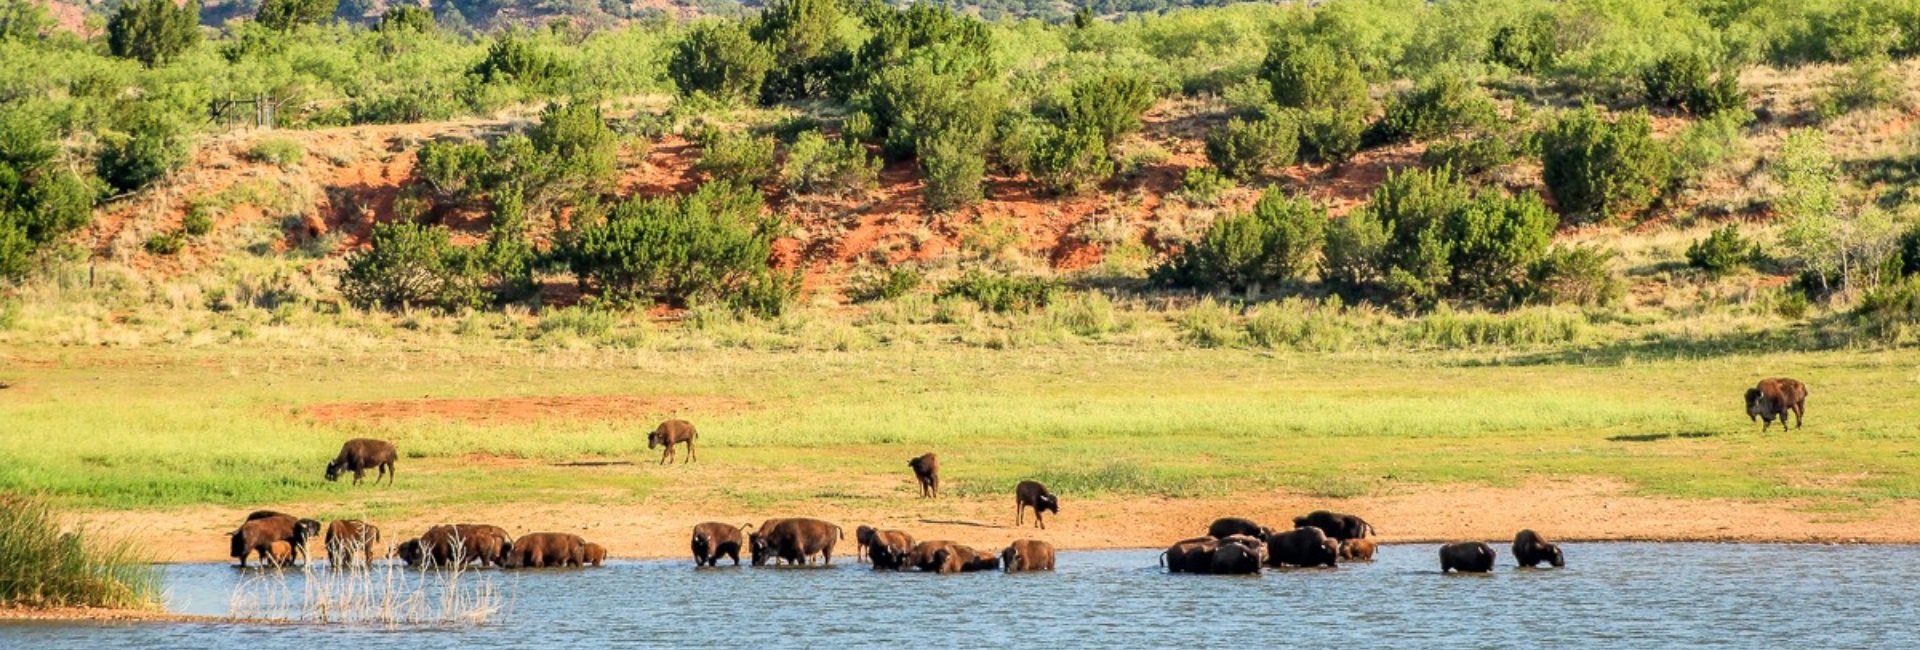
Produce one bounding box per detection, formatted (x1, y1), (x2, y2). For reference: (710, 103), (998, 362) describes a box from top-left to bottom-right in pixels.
(245, 510), (291, 521)
(692, 522), (744, 567)
(907, 540), (965, 572)
(1266, 526), (1339, 568)
(1163, 538), (1218, 573)
(1338, 538), (1377, 561)
(1015, 480), (1059, 529)
(230, 514), (322, 568)
(324, 438), (397, 486)
(930, 547), (968, 574)
(648, 419), (698, 465)
(859, 527), (915, 570)
(1440, 542), (1496, 573)
(325, 519), (381, 567)
(505, 532), (589, 568)
(1746, 378), (1808, 431)
(1207, 517), (1273, 541)
(749, 518), (843, 566)
(1512, 530), (1564, 568)
(417, 524), (513, 567)
(908, 453), (939, 498)
(1210, 540), (1263, 575)
(1002, 539), (1055, 572)
(583, 543), (608, 567)
(963, 547), (1000, 572)
(1292, 510), (1374, 541)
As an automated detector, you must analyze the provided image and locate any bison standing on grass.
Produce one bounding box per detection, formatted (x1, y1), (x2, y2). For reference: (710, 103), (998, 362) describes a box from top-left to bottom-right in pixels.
(908, 453), (939, 498)
(325, 438), (397, 486)
(649, 419), (698, 465)
(1015, 480), (1059, 529)
(1745, 378), (1808, 431)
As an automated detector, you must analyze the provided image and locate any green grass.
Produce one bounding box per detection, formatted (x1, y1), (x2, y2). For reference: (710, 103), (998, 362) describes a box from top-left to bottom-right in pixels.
(0, 494), (157, 609)
(2, 343), (1917, 520)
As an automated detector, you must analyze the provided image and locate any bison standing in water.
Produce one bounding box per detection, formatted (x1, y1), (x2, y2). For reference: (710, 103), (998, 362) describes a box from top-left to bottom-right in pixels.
(749, 518), (843, 566)
(325, 519), (381, 567)
(325, 439), (397, 486)
(1266, 527), (1339, 568)
(1002, 539), (1055, 573)
(692, 522), (744, 567)
(1292, 510), (1374, 541)
(1015, 481), (1059, 529)
(1745, 378), (1808, 431)
(415, 524), (513, 567)
(648, 420), (698, 464)
(1512, 530), (1564, 568)
(1207, 517), (1273, 541)
(1440, 542), (1496, 573)
(505, 532), (589, 568)
(231, 514), (322, 568)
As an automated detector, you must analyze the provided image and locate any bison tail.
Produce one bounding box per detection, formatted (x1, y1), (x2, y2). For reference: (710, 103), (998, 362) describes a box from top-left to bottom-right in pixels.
(836, 525), (844, 540)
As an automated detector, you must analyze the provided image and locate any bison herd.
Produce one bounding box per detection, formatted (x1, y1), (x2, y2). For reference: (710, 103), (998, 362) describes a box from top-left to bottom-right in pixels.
(1166, 512), (1565, 575)
(230, 513), (609, 570)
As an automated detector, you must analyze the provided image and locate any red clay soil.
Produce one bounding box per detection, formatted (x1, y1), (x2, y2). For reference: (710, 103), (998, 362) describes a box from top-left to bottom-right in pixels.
(297, 395), (752, 426)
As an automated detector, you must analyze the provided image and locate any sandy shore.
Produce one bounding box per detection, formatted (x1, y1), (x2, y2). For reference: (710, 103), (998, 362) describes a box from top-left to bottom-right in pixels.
(90, 478), (1919, 565)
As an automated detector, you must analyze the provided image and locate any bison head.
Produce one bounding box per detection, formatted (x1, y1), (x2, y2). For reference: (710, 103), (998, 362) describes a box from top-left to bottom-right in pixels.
(1000, 546), (1017, 570)
(1547, 543), (1566, 568)
(748, 533), (771, 566)
(324, 459), (344, 482)
(295, 518), (323, 540)
(855, 526), (876, 546)
(647, 432), (662, 450)
(1037, 493), (1059, 514)
(1744, 387), (1764, 420)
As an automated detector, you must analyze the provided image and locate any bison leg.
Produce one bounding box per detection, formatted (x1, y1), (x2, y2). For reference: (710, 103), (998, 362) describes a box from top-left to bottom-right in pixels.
(1793, 403), (1804, 429)
(353, 468), (365, 485)
(1015, 502), (1024, 527)
(1036, 510), (1046, 530)
(685, 440), (695, 464)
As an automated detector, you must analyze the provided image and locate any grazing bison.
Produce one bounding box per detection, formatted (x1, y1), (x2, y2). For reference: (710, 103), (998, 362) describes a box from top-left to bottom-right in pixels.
(1440, 542), (1496, 573)
(1002, 539), (1055, 573)
(1746, 378), (1808, 431)
(1266, 526), (1339, 568)
(325, 519), (381, 567)
(1207, 517), (1273, 541)
(648, 419), (698, 465)
(1338, 538), (1377, 562)
(749, 518), (843, 566)
(395, 538), (425, 566)
(417, 524), (513, 567)
(231, 514), (322, 568)
(1292, 510), (1374, 541)
(1015, 481), (1059, 529)
(505, 533), (590, 568)
(862, 528), (916, 571)
(908, 453), (939, 498)
(324, 438), (398, 486)
(692, 522), (745, 567)
(1512, 530), (1564, 568)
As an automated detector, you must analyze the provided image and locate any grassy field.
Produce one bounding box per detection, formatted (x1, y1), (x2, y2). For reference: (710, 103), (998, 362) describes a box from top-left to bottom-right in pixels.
(2, 340), (1916, 524)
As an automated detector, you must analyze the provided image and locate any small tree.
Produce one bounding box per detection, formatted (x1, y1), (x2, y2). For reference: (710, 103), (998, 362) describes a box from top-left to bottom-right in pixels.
(1053, 74), (1155, 142)
(1261, 34), (1369, 112)
(0, 0), (53, 42)
(528, 102), (617, 195)
(339, 221), (484, 311)
(1204, 116), (1298, 181)
(694, 129), (777, 185)
(1540, 107), (1670, 224)
(96, 101), (189, 193)
(1156, 189), (1326, 293)
(256, 0), (337, 31)
(107, 0), (200, 68)
(1373, 75), (1499, 144)
(378, 6), (435, 32)
(781, 130), (879, 197)
(471, 33), (565, 88)
(565, 181), (784, 306)
(1641, 51), (1745, 118)
(921, 132), (985, 211)
(1775, 128), (1901, 296)
(1027, 125), (1113, 196)
(1686, 224), (1760, 275)
(669, 21), (775, 104)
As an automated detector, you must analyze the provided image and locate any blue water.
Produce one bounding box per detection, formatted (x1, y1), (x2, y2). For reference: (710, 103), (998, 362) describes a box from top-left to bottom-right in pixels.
(2, 544), (1914, 648)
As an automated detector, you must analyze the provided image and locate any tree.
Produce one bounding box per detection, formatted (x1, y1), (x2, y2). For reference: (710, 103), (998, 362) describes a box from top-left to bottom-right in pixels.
(1775, 129), (1900, 296)
(752, 0), (848, 102)
(1053, 74), (1155, 142)
(669, 21), (775, 104)
(1540, 107), (1670, 224)
(0, 111), (95, 279)
(564, 181), (784, 306)
(378, 5), (435, 32)
(1205, 116), (1298, 181)
(339, 221), (485, 311)
(1155, 189), (1326, 293)
(0, 0), (53, 42)
(107, 0), (201, 68)
(256, 0), (337, 32)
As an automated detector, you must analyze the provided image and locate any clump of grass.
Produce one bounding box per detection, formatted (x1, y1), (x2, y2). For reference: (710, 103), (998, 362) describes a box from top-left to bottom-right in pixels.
(536, 306), (617, 340)
(0, 493), (157, 609)
(230, 557), (502, 627)
(1029, 461), (1205, 497)
(1176, 297), (1244, 347)
(248, 138), (307, 170)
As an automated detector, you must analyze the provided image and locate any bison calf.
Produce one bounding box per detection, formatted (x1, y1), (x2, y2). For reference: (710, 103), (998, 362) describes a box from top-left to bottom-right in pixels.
(1015, 480), (1059, 529)
(1440, 542), (1496, 573)
(692, 522), (744, 567)
(325, 438), (397, 486)
(583, 543), (608, 567)
(1338, 538), (1377, 561)
(648, 419), (698, 465)
(1002, 539), (1055, 572)
(1512, 529), (1564, 568)
(908, 453), (939, 498)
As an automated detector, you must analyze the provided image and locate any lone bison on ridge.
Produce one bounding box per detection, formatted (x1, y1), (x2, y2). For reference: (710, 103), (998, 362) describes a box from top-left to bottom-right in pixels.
(325, 439), (397, 486)
(1745, 378), (1807, 431)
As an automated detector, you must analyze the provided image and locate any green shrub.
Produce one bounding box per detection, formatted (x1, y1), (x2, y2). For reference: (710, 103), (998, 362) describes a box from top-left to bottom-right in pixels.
(1154, 188), (1326, 293)
(340, 221), (486, 311)
(865, 52), (1001, 160)
(378, 5), (434, 32)
(670, 21), (776, 104)
(143, 229), (185, 255)
(0, 111), (94, 279)
(255, 0), (335, 31)
(1487, 15), (1557, 73)
(1177, 297), (1243, 347)
(1326, 167), (1553, 307)
(1540, 107), (1670, 224)
(1686, 224), (1760, 276)
(1373, 75), (1498, 143)
(471, 33), (565, 89)
(1204, 116), (1298, 181)
(694, 129), (777, 185)
(1300, 107), (1366, 164)
(939, 270), (1061, 313)
(841, 112), (875, 143)
(781, 130), (880, 197)
(1815, 58), (1907, 120)
(728, 268), (803, 318)
(1322, 208), (1390, 296)
(1897, 224), (1920, 278)
(0, 494), (157, 609)
(106, 0), (199, 67)
(1052, 73), (1156, 141)
(848, 267), (923, 303)
(1520, 245), (1621, 307)
(414, 140), (496, 199)
(1178, 167), (1234, 205)
(1641, 51), (1746, 118)
(751, 0), (849, 103)
(1854, 276), (1920, 344)
(1446, 192), (1557, 300)
(1261, 34), (1369, 112)
(565, 181), (783, 306)
(1, 0), (54, 42)
(181, 203), (214, 237)
(96, 101), (189, 193)
(528, 102), (618, 195)
(1027, 125), (1113, 196)
(247, 138), (305, 169)
(921, 133), (984, 211)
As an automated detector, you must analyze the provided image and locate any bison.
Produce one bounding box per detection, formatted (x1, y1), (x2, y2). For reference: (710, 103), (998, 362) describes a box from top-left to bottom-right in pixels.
(1512, 529), (1564, 568)
(1441, 542), (1496, 573)
(583, 543), (608, 567)
(324, 438), (397, 486)
(1338, 538), (1377, 561)
(1207, 517), (1273, 541)
(1210, 540), (1263, 575)
(1746, 378), (1808, 431)
(648, 419), (698, 465)
(907, 540), (965, 572)
(1163, 538), (1218, 574)
(505, 532), (589, 568)
(749, 518), (842, 566)
(416, 524), (513, 567)
(857, 527), (915, 570)
(908, 453), (939, 498)
(692, 522), (745, 567)
(1015, 480), (1059, 529)
(1002, 539), (1055, 573)
(1266, 526), (1339, 568)
(325, 519), (381, 567)
(230, 514), (322, 568)
(1292, 510), (1374, 541)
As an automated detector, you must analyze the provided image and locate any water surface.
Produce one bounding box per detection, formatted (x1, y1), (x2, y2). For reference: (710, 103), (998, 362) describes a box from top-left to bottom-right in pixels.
(2, 544), (1911, 648)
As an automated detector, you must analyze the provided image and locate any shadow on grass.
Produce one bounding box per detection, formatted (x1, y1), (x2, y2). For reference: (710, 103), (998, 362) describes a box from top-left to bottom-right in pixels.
(918, 519), (1001, 528)
(1606, 431), (1719, 443)
(1486, 320), (1853, 366)
(551, 460), (635, 467)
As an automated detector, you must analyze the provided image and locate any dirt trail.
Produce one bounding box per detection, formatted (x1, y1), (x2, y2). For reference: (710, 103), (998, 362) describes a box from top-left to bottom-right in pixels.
(99, 477), (1919, 565)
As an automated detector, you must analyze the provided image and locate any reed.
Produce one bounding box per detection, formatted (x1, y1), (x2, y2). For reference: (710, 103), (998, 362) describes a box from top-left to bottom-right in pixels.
(229, 541), (503, 628)
(0, 493), (157, 609)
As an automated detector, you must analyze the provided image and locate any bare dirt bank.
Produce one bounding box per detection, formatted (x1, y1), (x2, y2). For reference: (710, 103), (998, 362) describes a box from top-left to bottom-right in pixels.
(95, 478), (1920, 564)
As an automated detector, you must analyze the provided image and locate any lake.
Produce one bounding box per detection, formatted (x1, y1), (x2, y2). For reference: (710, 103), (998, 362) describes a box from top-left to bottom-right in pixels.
(1, 544), (1910, 648)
